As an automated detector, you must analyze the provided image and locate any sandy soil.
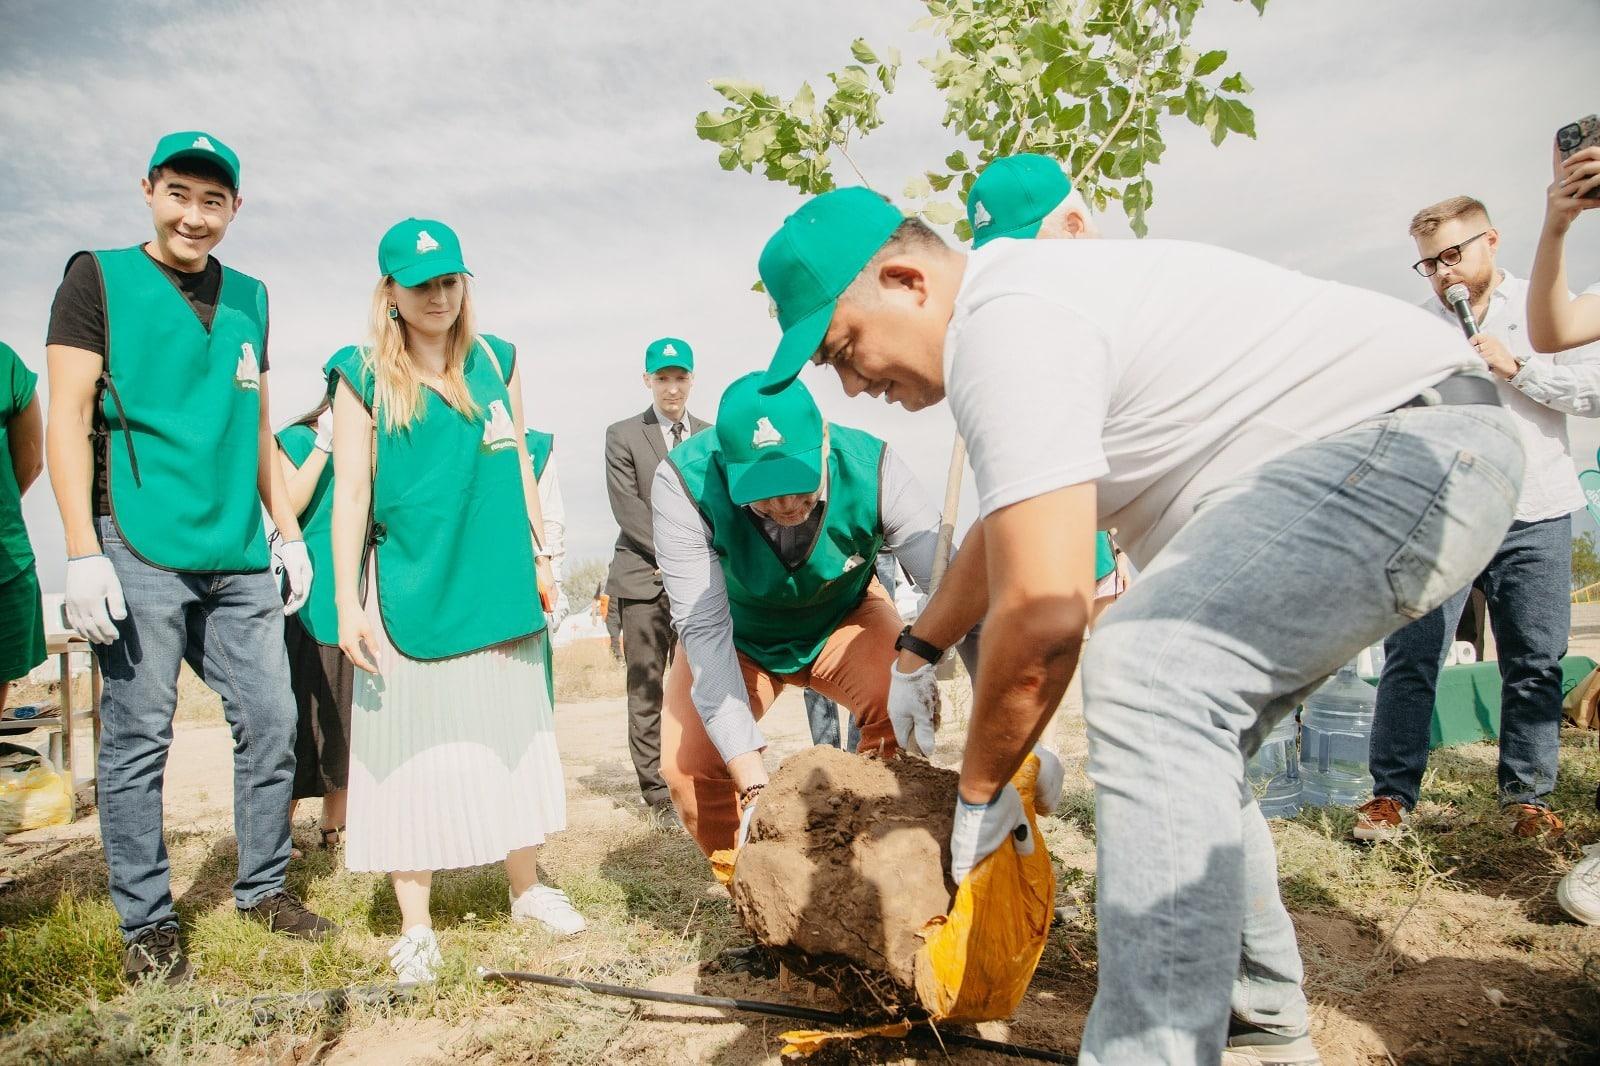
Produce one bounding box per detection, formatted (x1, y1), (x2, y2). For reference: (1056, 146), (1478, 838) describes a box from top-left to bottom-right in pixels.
(9, 607), (1600, 1063)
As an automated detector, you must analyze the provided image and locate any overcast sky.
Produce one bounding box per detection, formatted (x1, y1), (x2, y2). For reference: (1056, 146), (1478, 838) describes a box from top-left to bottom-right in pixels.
(3, 0), (1599, 591)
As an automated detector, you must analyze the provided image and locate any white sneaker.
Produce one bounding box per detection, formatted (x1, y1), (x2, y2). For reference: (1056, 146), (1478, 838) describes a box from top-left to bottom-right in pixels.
(387, 925), (442, 984)
(1557, 844), (1600, 925)
(510, 884), (587, 936)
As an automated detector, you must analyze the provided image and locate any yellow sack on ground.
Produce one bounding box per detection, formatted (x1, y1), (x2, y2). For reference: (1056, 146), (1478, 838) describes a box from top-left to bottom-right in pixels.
(0, 743), (71, 835)
(912, 752), (1056, 1023)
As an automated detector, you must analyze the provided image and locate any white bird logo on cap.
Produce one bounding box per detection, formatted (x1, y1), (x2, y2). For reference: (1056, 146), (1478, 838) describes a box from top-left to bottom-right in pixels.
(751, 418), (784, 449)
(663, 343), (678, 357)
(416, 231), (440, 254)
(192, 136), (215, 151)
(973, 200), (992, 228)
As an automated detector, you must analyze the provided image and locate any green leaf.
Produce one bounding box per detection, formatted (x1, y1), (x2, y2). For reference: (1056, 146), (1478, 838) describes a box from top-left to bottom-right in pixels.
(904, 174), (934, 199)
(1193, 50), (1227, 77)
(792, 82), (815, 118)
(751, 280), (767, 293)
(1250, 0), (1268, 13)
(850, 38), (879, 64)
(920, 200), (964, 225)
(946, 149), (970, 171)
(694, 109), (745, 145)
(1219, 72), (1253, 94)
(954, 218), (973, 243)
(717, 146), (740, 171)
(927, 170), (956, 192)
(1203, 98), (1223, 145)
(708, 77), (769, 105)
(1216, 97), (1256, 139)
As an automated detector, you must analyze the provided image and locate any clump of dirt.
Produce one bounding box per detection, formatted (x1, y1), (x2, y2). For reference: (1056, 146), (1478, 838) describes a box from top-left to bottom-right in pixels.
(728, 746), (959, 1017)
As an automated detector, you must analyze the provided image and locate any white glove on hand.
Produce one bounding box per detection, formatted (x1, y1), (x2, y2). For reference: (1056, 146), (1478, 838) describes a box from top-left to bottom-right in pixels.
(550, 589), (571, 630)
(64, 554), (127, 645)
(888, 660), (940, 756)
(1032, 745), (1065, 815)
(313, 408), (334, 453)
(278, 539), (313, 616)
(737, 798), (758, 849)
(950, 784), (1034, 885)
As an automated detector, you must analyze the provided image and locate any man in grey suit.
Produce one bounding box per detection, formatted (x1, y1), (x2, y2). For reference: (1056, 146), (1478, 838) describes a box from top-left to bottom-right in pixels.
(605, 337), (710, 830)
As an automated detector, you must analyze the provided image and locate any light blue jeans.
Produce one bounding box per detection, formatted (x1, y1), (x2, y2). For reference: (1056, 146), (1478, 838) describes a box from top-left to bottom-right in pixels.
(94, 516), (298, 939)
(1078, 404), (1522, 1065)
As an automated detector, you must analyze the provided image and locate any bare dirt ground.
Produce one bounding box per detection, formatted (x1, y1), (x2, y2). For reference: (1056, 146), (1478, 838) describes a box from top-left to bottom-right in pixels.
(8, 612), (1600, 1063)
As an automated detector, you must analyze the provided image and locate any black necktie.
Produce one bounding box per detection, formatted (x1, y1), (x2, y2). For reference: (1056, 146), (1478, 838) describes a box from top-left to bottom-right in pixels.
(671, 421), (685, 448)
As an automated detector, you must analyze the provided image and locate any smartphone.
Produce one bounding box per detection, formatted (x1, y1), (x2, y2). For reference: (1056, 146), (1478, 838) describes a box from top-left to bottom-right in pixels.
(1557, 115), (1600, 198)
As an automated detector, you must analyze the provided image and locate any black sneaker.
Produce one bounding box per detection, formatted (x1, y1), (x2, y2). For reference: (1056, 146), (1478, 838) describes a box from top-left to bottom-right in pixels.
(649, 803), (685, 833)
(239, 889), (338, 941)
(124, 924), (193, 985)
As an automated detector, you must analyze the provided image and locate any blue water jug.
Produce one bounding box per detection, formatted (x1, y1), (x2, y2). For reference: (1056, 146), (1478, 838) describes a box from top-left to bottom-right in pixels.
(1247, 711), (1302, 819)
(1299, 660), (1375, 808)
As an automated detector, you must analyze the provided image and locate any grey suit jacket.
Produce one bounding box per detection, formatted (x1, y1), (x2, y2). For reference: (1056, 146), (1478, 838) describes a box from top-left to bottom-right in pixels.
(605, 407), (711, 601)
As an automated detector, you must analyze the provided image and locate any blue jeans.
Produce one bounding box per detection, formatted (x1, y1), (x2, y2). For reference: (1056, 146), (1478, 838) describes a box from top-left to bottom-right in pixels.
(94, 516), (298, 939)
(1077, 404), (1522, 1065)
(1370, 514), (1571, 809)
(803, 688), (860, 749)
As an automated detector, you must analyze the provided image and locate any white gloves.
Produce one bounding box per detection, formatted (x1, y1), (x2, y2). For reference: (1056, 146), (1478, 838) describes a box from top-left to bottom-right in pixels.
(313, 408), (334, 453)
(950, 784), (1034, 885)
(888, 660), (940, 755)
(64, 554), (127, 645)
(546, 588), (571, 632)
(1032, 745), (1065, 815)
(277, 539), (313, 616)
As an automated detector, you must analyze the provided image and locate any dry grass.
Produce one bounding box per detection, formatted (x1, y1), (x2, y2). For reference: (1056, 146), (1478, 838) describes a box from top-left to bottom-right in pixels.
(550, 640), (626, 703)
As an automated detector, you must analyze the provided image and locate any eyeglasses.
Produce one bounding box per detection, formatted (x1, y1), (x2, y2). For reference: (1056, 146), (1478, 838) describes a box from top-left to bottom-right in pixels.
(1412, 231), (1488, 277)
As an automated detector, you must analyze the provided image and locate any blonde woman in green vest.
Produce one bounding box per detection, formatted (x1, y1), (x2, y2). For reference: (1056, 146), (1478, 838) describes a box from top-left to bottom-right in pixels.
(0, 342), (46, 709)
(275, 397), (350, 854)
(328, 219), (583, 984)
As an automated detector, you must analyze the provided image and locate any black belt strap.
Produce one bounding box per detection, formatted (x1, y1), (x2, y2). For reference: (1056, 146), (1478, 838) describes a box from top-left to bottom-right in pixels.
(1395, 372), (1502, 410)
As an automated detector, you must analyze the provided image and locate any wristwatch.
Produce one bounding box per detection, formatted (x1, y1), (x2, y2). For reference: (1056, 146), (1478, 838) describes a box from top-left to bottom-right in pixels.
(895, 625), (945, 665)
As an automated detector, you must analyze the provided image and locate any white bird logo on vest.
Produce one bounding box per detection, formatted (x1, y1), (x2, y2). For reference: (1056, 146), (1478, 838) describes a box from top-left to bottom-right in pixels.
(416, 231), (440, 254)
(235, 343), (260, 391)
(751, 418), (784, 449)
(192, 136), (215, 151)
(481, 400), (516, 452)
(972, 200), (992, 228)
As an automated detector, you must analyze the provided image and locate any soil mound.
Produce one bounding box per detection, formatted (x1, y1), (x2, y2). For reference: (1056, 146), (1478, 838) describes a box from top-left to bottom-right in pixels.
(728, 746), (959, 1016)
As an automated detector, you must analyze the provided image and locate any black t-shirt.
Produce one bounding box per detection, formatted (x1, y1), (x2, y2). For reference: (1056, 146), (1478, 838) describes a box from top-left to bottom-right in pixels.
(46, 247), (270, 515)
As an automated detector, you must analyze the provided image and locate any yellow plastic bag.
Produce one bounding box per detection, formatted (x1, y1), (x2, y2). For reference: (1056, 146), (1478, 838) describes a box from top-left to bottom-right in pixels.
(913, 752), (1056, 1023)
(0, 743), (72, 835)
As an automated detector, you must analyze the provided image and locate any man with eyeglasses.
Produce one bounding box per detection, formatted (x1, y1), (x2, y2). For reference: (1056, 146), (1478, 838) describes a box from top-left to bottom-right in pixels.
(1356, 195), (1600, 844)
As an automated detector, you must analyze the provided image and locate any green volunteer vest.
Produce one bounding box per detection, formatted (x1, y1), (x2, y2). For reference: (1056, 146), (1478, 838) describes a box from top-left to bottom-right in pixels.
(276, 423), (340, 646)
(326, 335), (544, 661)
(0, 343), (37, 583)
(525, 429), (554, 481)
(96, 247), (268, 572)
(671, 424), (886, 674)
(1095, 532), (1115, 582)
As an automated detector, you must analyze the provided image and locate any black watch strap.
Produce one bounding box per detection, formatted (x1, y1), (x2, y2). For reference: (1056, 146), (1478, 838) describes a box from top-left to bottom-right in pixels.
(895, 625), (944, 665)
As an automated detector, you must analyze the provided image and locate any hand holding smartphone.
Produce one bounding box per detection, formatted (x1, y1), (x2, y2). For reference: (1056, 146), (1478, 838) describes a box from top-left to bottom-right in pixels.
(1557, 115), (1600, 200)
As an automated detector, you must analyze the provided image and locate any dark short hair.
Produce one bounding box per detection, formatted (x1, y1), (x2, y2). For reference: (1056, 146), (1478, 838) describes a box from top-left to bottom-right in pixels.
(882, 216), (947, 255)
(148, 160), (237, 197)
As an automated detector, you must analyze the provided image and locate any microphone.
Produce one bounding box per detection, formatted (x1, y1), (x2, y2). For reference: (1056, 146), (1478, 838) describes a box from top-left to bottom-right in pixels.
(1443, 284), (1480, 339)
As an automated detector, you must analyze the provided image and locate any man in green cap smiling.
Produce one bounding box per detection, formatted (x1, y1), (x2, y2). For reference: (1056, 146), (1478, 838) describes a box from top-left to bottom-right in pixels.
(753, 181), (1524, 1066)
(652, 371), (995, 859)
(45, 130), (333, 986)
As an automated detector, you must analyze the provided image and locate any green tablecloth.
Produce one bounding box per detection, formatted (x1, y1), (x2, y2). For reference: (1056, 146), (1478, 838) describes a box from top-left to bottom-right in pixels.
(1361, 654), (1597, 749)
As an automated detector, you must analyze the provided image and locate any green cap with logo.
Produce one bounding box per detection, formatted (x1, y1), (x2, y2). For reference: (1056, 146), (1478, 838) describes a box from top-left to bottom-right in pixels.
(758, 187), (905, 393)
(967, 153), (1073, 248)
(645, 337), (695, 373)
(717, 371), (825, 506)
(149, 130), (241, 189)
(379, 218), (472, 286)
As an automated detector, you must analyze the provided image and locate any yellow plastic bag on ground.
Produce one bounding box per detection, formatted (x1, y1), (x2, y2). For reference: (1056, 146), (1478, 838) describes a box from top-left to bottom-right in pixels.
(913, 752), (1056, 1023)
(0, 742), (72, 834)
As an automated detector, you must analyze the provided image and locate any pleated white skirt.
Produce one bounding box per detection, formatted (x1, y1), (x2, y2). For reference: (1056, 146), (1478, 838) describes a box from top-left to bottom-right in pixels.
(344, 597), (566, 873)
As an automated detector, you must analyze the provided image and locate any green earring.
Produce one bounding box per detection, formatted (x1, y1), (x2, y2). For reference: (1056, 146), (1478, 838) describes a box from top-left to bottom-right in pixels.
(387, 305), (399, 320)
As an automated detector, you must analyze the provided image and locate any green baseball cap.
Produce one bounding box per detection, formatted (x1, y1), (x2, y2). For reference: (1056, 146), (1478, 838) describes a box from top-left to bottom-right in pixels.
(149, 130), (240, 189)
(645, 337), (694, 373)
(758, 187), (905, 393)
(718, 371), (825, 506)
(967, 154), (1073, 248)
(379, 218), (472, 286)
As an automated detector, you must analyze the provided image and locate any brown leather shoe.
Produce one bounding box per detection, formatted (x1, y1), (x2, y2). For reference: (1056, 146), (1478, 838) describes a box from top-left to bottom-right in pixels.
(1505, 803), (1564, 838)
(1352, 796), (1409, 841)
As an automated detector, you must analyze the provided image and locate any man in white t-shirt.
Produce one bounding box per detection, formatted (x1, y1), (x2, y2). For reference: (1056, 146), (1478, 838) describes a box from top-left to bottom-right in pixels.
(751, 183), (1525, 1066)
(1358, 196), (1600, 844)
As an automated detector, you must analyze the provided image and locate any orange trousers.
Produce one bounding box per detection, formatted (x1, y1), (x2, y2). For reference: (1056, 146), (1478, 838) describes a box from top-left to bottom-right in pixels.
(662, 581), (903, 856)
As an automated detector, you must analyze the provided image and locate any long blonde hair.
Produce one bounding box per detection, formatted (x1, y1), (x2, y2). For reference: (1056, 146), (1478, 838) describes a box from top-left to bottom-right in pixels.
(366, 276), (482, 432)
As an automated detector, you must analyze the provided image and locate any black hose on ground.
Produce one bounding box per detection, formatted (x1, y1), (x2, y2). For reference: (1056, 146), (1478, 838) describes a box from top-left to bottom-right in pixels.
(478, 967), (1077, 1064)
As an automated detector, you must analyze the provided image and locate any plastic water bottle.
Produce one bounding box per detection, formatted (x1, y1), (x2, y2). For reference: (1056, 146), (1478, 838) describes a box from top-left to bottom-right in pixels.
(1299, 660), (1376, 808)
(1247, 711), (1301, 819)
